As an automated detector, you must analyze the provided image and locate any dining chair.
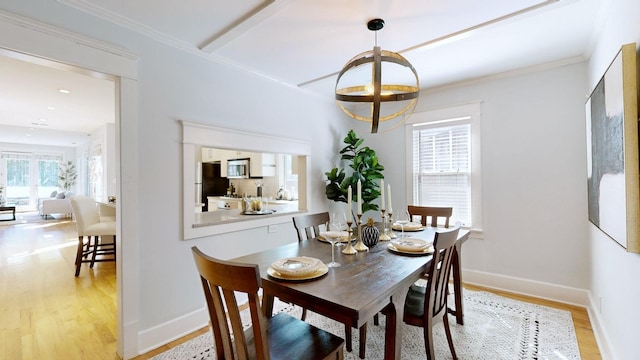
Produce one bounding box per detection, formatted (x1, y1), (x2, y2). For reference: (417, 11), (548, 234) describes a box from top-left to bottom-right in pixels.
(191, 246), (345, 360)
(387, 226), (460, 360)
(406, 205), (461, 321)
(407, 205), (453, 228)
(70, 196), (116, 276)
(292, 212), (368, 358)
(292, 211), (329, 241)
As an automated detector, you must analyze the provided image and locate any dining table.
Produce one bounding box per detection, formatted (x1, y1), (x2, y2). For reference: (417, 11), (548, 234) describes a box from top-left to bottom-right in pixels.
(232, 225), (470, 360)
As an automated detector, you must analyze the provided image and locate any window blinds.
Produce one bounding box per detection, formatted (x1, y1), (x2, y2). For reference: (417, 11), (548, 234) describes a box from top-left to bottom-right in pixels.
(412, 122), (472, 226)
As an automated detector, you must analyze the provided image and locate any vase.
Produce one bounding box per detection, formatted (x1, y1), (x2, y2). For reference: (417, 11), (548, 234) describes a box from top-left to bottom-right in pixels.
(361, 218), (380, 247)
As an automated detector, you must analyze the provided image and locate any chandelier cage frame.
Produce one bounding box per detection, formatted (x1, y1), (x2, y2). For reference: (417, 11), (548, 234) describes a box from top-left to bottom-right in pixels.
(335, 18), (420, 133)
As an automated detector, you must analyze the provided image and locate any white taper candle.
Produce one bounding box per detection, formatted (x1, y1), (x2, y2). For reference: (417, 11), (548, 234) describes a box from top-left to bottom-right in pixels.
(357, 180), (362, 215)
(347, 186), (352, 222)
(387, 184), (392, 214)
(380, 179), (385, 210)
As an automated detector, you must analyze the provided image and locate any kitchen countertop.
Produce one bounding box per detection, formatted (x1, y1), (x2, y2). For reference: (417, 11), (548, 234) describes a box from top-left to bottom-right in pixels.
(209, 196), (298, 203)
(194, 200), (300, 227)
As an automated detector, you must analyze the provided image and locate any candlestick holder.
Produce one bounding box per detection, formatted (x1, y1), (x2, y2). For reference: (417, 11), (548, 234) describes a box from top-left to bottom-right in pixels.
(341, 220), (357, 255)
(353, 214), (369, 252)
(379, 209), (391, 241)
(387, 211), (397, 239)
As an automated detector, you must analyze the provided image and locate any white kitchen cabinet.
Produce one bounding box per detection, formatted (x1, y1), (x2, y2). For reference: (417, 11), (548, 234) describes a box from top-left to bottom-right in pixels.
(201, 148), (233, 163)
(250, 153), (276, 177)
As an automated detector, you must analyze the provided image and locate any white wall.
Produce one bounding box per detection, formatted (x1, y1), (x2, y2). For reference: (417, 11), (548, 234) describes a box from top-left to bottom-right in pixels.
(369, 61), (591, 291)
(0, 1), (347, 357)
(585, 0), (640, 359)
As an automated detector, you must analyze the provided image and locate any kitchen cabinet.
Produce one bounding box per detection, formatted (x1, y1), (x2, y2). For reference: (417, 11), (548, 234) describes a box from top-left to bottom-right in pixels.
(250, 153), (276, 177)
(202, 148), (232, 163)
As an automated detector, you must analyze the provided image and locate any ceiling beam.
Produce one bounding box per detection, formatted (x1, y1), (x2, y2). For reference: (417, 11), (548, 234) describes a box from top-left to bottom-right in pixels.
(199, 0), (295, 53)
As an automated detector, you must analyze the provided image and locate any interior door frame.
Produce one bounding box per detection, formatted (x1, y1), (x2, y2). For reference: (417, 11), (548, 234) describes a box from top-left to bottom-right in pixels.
(0, 10), (140, 359)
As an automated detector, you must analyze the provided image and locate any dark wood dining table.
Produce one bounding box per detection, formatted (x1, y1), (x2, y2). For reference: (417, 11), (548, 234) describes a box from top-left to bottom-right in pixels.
(232, 226), (469, 360)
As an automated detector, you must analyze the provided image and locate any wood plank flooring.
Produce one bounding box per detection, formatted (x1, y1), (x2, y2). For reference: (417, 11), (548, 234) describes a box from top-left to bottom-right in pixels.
(0, 216), (600, 359)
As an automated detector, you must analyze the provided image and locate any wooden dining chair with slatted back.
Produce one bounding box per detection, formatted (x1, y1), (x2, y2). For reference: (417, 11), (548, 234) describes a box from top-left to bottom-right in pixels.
(383, 226), (460, 360)
(191, 246), (345, 360)
(407, 205), (453, 228)
(292, 212), (368, 359)
(406, 205), (459, 318)
(291, 212), (331, 321)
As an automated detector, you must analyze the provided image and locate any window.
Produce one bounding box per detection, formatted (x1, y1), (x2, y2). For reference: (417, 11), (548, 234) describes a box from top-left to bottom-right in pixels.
(405, 103), (482, 233)
(1, 152), (64, 209)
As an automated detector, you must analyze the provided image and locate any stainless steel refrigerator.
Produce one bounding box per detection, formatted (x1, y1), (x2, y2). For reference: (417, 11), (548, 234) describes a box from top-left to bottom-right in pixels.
(199, 162), (229, 211)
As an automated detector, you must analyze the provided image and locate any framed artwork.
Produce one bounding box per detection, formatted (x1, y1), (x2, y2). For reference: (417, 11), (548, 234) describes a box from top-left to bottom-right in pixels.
(585, 43), (639, 252)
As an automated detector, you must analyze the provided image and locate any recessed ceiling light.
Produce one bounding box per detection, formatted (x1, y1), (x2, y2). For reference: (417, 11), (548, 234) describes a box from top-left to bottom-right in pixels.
(58, 89), (71, 94)
(26, 133), (31, 137)
(39, 118), (47, 122)
(47, 106), (55, 110)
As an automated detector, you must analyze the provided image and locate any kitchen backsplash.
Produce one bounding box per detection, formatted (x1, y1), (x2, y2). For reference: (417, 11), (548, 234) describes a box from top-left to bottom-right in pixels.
(230, 176), (285, 199)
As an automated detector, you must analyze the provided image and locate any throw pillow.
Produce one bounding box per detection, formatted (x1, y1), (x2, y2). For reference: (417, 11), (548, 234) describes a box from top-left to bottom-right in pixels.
(50, 190), (58, 198)
(56, 191), (66, 199)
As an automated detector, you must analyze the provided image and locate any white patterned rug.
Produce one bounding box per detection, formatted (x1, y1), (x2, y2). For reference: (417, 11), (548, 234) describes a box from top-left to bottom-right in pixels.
(151, 290), (580, 359)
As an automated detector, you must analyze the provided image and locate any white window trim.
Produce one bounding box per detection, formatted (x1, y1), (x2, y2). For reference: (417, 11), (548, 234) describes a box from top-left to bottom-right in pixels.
(405, 102), (483, 238)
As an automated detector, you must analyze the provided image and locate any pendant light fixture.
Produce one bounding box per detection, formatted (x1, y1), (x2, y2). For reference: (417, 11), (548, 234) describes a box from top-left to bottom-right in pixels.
(335, 18), (420, 133)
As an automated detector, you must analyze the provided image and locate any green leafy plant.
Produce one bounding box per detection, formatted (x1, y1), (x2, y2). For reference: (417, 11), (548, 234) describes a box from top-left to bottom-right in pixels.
(325, 130), (384, 213)
(58, 161), (78, 191)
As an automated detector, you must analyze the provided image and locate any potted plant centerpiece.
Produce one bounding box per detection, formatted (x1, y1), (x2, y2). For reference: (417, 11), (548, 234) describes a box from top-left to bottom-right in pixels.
(325, 130), (384, 246)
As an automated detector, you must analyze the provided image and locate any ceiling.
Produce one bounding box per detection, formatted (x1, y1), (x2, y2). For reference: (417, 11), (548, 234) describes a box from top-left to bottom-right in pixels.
(0, 0), (601, 146)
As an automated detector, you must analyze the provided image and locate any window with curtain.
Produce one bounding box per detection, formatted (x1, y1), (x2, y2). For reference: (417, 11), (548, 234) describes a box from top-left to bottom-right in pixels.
(405, 103), (482, 232)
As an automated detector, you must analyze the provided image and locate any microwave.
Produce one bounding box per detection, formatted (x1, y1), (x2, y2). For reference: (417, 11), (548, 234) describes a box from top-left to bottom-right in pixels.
(227, 159), (250, 178)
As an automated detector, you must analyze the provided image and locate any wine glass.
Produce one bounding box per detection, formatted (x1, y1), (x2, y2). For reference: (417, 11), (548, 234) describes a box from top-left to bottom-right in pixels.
(325, 215), (342, 267)
(396, 210), (411, 238)
(332, 211), (347, 247)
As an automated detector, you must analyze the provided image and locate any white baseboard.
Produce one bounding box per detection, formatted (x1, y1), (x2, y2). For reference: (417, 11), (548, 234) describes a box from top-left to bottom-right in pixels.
(137, 307), (209, 355)
(464, 269), (613, 360)
(463, 269), (589, 306)
(586, 292), (615, 360)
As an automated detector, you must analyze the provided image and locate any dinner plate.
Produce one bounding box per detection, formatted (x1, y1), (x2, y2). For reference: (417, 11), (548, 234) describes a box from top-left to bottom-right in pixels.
(267, 263), (329, 281)
(387, 243), (434, 256)
(391, 238), (431, 252)
(317, 231), (354, 243)
(392, 223), (424, 231)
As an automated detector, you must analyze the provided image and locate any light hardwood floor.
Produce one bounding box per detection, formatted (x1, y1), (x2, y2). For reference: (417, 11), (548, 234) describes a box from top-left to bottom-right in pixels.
(0, 216), (600, 359)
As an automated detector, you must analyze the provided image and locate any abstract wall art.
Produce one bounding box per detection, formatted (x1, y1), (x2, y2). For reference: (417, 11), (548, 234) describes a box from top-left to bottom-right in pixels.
(586, 43), (640, 252)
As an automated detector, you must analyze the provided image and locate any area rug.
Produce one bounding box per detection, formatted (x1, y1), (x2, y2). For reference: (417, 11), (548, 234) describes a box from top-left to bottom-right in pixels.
(151, 290), (580, 359)
(0, 211), (72, 227)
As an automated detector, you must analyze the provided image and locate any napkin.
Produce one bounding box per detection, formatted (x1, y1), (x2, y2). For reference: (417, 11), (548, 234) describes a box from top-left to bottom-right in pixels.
(391, 238), (431, 252)
(270, 256), (322, 277)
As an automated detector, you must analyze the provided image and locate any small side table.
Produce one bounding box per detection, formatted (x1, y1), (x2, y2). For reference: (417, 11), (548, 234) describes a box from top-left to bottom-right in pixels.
(0, 204), (17, 221)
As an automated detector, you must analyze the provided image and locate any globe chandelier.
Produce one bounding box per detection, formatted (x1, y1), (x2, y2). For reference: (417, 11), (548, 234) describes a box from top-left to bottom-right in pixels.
(335, 18), (420, 133)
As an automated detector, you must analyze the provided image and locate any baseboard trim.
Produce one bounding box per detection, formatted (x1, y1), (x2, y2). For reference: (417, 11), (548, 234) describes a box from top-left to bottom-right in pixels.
(137, 307), (209, 355)
(464, 269), (613, 359)
(463, 269), (589, 306)
(586, 293), (615, 360)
